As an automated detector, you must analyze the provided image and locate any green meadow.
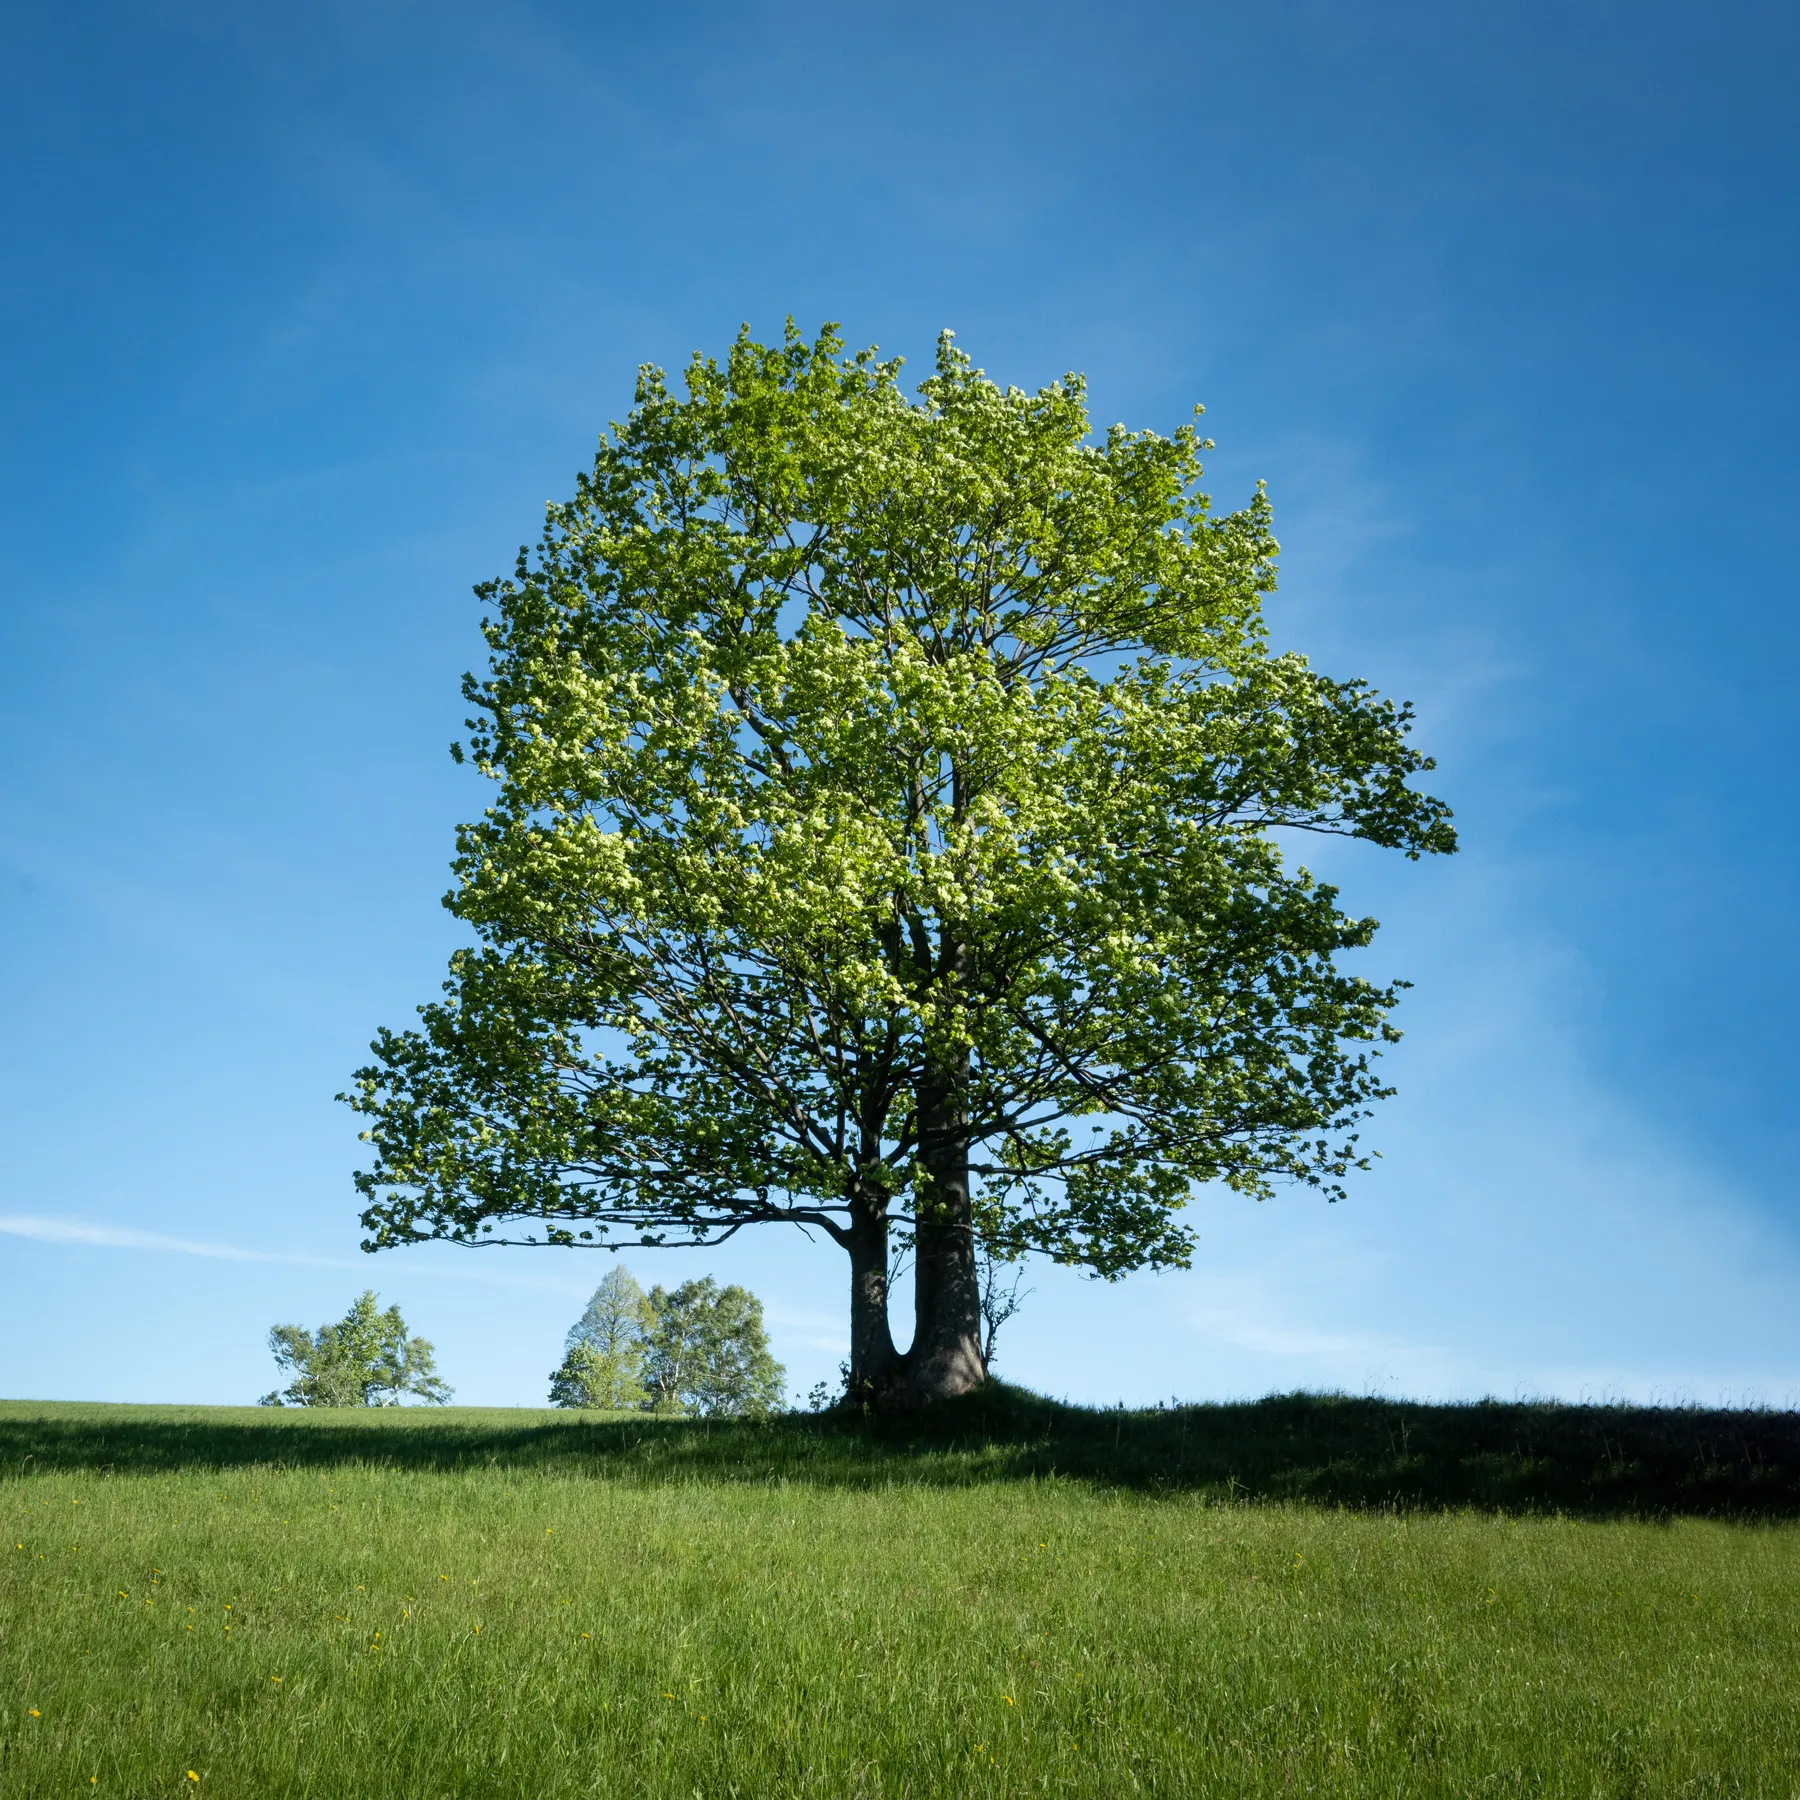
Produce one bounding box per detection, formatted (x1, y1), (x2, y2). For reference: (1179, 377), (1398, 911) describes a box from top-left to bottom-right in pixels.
(5, 1391), (1800, 1797)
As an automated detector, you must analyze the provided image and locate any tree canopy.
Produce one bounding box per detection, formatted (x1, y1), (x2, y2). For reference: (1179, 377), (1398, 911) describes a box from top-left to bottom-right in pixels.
(260, 1291), (450, 1407)
(548, 1267), (784, 1415)
(345, 322), (1454, 1406)
(642, 1277), (786, 1417)
(548, 1263), (652, 1409)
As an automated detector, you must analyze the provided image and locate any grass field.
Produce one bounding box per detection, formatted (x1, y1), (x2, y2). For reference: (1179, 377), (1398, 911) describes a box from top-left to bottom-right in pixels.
(5, 1390), (1800, 1797)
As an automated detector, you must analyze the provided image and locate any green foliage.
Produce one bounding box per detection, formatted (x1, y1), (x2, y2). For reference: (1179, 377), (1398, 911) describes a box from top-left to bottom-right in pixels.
(545, 1341), (641, 1411)
(548, 1264), (652, 1408)
(259, 1290), (451, 1407)
(7, 1402), (1800, 1797)
(343, 322), (1455, 1385)
(642, 1277), (786, 1417)
(545, 1265), (783, 1414)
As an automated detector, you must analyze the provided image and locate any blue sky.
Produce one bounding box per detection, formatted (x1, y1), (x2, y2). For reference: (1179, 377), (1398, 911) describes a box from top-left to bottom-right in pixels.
(3, 0), (1798, 1409)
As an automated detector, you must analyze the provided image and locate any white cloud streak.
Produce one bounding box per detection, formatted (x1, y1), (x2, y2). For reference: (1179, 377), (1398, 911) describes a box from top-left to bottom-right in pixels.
(0, 1215), (589, 1295)
(0, 1214), (314, 1263)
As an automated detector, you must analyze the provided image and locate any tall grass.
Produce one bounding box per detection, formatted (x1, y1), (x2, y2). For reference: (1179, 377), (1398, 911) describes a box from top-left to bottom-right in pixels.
(5, 1393), (1798, 1796)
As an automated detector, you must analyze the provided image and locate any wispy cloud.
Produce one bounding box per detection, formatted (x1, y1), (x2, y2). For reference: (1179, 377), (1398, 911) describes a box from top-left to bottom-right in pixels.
(0, 1214), (589, 1296)
(0, 1214), (319, 1263)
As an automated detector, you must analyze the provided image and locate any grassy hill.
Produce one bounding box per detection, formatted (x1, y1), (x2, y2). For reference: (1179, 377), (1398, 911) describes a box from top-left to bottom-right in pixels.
(7, 1384), (1800, 1512)
(5, 1391), (1799, 1795)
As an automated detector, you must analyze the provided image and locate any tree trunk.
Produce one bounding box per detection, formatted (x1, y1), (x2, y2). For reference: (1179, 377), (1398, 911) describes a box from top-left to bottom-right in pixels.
(892, 1057), (987, 1406)
(846, 1186), (898, 1403)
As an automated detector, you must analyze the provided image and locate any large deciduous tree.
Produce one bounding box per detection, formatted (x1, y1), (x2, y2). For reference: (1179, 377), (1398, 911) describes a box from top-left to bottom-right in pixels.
(345, 323), (1455, 1408)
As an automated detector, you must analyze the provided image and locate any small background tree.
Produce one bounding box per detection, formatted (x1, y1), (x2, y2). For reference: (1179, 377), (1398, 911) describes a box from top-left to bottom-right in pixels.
(261, 1291), (451, 1406)
(642, 1278), (786, 1417)
(548, 1264), (652, 1408)
(976, 1244), (1031, 1371)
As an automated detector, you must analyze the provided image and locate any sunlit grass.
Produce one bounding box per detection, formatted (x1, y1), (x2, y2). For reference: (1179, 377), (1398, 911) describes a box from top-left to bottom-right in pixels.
(4, 1398), (1799, 1795)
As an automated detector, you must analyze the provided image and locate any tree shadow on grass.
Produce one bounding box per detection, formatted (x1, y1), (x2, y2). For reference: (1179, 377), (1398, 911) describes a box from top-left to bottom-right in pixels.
(4, 1385), (1799, 1518)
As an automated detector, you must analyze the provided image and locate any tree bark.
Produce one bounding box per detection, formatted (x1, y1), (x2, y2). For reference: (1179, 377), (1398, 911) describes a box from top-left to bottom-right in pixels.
(846, 1185), (898, 1402)
(892, 1056), (987, 1406)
